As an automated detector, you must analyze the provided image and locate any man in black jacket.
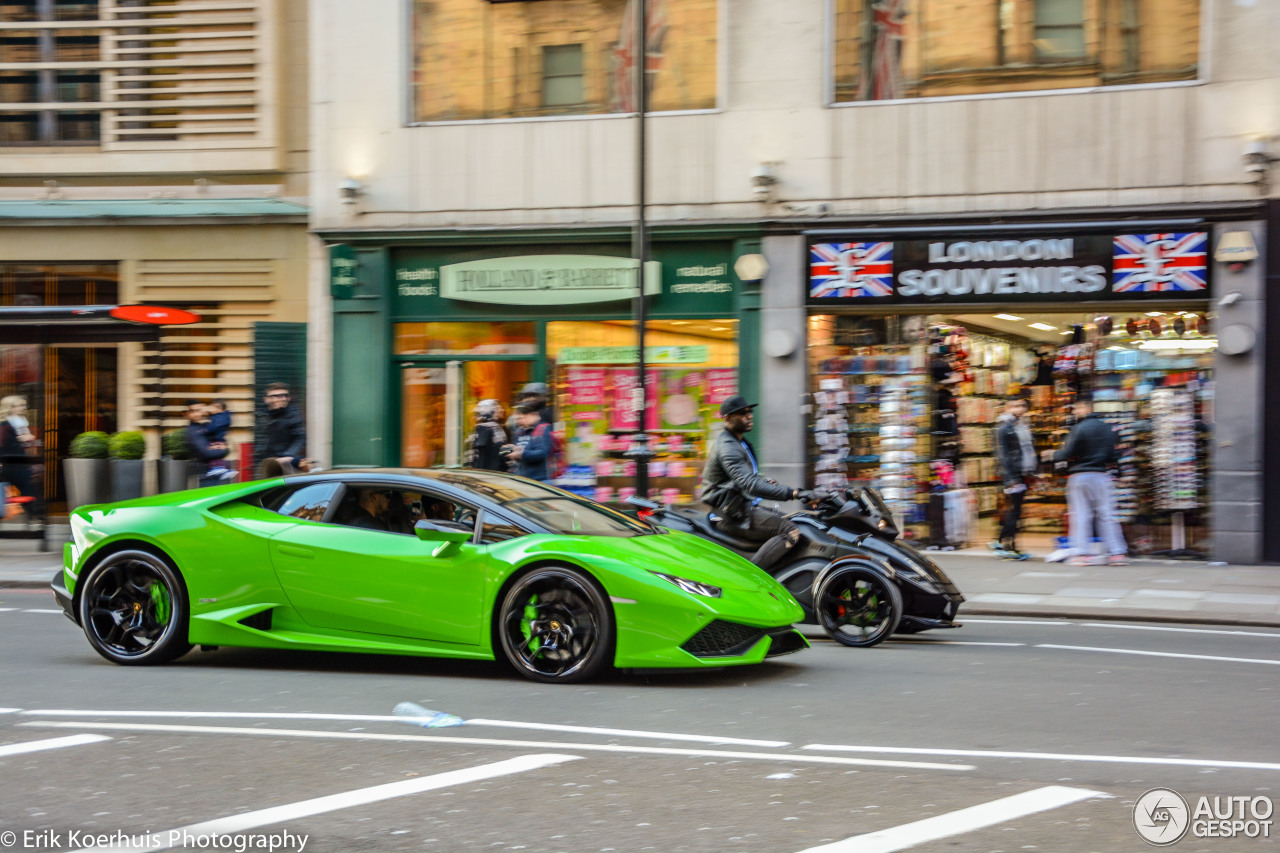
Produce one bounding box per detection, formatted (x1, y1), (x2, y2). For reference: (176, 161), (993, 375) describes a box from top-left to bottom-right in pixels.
(700, 396), (819, 571)
(1053, 397), (1128, 565)
(993, 396), (1036, 558)
(260, 382), (306, 475)
(184, 401), (229, 487)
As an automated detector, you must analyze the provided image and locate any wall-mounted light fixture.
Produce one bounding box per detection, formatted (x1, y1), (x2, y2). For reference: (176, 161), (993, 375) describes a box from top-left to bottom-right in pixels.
(1214, 230), (1259, 273)
(1242, 139), (1278, 192)
(338, 178), (363, 205)
(751, 163), (778, 203)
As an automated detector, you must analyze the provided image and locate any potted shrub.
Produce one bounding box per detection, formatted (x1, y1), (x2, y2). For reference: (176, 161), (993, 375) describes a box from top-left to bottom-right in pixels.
(159, 428), (193, 493)
(108, 431), (147, 502)
(64, 431), (111, 510)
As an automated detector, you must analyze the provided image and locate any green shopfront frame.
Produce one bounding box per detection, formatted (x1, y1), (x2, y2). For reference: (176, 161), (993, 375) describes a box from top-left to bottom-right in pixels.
(328, 231), (763, 471)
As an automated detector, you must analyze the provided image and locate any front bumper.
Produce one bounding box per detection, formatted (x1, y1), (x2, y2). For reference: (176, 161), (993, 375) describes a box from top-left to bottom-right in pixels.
(51, 569), (77, 625)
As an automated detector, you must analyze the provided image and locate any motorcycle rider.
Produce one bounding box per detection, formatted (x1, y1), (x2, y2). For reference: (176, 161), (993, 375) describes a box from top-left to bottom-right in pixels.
(700, 395), (820, 572)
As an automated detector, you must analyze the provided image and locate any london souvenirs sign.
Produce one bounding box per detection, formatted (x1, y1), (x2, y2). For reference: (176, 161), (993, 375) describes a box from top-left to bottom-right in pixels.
(807, 233), (1210, 305)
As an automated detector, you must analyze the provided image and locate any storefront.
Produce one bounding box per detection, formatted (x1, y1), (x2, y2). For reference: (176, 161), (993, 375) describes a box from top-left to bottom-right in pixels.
(801, 226), (1237, 558)
(329, 234), (760, 504)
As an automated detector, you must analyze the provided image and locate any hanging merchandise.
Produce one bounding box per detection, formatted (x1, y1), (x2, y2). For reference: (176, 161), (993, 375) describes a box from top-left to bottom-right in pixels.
(1125, 317), (1139, 336)
(1147, 317), (1162, 337)
(1173, 316), (1186, 337)
(813, 377), (851, 491)
(1095, 315), (1113, 336)
(1150, 388), (1200, 511)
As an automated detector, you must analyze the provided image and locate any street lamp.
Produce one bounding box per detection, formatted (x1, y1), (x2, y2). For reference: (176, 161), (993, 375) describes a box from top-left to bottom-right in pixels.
(624, 0), (656, 497)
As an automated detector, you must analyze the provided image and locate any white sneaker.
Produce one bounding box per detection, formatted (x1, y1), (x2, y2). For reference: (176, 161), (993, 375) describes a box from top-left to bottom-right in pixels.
(1044, 548), (1072, 563)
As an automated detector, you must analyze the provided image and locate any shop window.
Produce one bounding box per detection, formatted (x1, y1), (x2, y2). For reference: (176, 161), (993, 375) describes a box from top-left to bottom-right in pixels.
(832, 0), (1200, 103)
(545, 319), (738, 505)
(409, 0), (718, 122)
(395, 321), (537, 356)
(542, 44), (585, 108)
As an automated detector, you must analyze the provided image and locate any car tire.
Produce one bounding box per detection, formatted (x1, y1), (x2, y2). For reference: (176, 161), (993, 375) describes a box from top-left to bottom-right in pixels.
(813, 564), (902, 648)
(77, 549), (192, 666)
(497, 566), (614, 684)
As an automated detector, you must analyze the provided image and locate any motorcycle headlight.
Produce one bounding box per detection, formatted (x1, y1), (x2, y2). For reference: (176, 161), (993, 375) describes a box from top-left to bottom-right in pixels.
(650, 571), (722, 598)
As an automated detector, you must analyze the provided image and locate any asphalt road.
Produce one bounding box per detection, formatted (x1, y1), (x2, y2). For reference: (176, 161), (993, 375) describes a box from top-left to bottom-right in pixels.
(1, 586), (1278, 853)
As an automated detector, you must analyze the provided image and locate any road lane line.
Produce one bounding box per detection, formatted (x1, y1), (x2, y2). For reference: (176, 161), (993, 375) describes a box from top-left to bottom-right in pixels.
(958, 619), (1073, 625)
(1038, 643), (1280, 666)
(0, 607), (16, 612)
(18, 709), (788, 747)
(0, 708), (20, 714)
(803, 743), (1280, 771)
(1081, 622), (1280, 638)
(892, 641), (1025, 647)
(22, 721), (973, 771)
(21, 608), (64, 613)
(794, 785), (1110, 853)
(463, 718), (788, 746)
(0, 733), (111, 757)
(70, 753), (579, 853)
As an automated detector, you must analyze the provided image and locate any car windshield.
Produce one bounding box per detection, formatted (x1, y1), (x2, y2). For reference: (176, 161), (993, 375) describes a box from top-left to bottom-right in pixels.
(503, 497), (654, 537)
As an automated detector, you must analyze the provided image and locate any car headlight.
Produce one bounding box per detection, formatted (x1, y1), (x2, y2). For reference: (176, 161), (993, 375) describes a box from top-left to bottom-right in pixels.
(650, 571), (722, 598)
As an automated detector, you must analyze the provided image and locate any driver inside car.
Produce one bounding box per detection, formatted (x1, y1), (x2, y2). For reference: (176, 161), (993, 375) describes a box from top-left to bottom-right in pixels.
(698, 395), (822, 572)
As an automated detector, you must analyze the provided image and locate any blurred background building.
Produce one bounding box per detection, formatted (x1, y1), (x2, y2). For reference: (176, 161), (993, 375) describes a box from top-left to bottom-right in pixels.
(0, 0), (310, 509)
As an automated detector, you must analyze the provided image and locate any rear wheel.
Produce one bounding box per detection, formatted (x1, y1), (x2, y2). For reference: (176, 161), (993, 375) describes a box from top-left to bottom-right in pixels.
(77, 549), (191, 665)
(497, 567), (614, 683)
(814, 565), (902, 648)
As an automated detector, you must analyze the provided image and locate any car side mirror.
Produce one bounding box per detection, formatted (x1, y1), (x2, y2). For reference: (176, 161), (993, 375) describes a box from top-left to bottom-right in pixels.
(415, 519), (472, 543)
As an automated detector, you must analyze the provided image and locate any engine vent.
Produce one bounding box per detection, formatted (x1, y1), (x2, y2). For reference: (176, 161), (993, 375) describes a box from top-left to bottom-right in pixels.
(238, 609), (273, 632)
(763, 628), (808, 657)
(680, 620), (766, 658)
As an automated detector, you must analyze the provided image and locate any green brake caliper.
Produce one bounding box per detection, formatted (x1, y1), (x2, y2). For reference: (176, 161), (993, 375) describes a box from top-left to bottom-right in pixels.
(149, 583), (171, 626)
(522, 594), (541, 654)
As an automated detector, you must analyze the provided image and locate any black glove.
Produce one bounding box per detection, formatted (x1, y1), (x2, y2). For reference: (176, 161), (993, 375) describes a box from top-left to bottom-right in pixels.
(796, 489), (824, 503)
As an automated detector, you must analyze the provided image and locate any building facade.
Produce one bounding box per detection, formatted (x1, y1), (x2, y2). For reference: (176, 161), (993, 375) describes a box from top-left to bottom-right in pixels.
(0, 0), (311, 507)
(312, 0), (1278, 563)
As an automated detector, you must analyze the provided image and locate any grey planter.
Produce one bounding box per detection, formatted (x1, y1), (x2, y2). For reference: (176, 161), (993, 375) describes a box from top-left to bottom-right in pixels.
(159, 459), (194, 494)
(63, 458), (111, 510)
(110, 459), (146, 503)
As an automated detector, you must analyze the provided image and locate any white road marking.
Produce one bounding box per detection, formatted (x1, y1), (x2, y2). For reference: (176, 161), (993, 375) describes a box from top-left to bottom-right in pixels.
(69, 753), (579, 853)
(0, 733), (111, 757)
(0, 607), (17, 612)
(893, 641), (1025, 647)
(960, 618), (1073, 625)
(22, 721), (973, 771)
(803, 743), (1280, 771)
(21, 608), (64, 613)
(0, 708), (20, 714)
(19, 709), (788, 747)
(1038, 643), (1280, 666)
(464, 718), (788, 747)
(1081, 622), (1280, 639)
(794, 785), (1110, 853)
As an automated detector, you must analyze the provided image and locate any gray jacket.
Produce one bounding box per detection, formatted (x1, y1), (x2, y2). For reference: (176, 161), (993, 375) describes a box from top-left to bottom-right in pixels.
(995, 413), (1036, 486)
(699, 428), (794, 523)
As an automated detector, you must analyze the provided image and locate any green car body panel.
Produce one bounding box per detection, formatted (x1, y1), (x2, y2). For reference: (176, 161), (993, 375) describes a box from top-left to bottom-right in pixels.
(59, 473), (807, 670)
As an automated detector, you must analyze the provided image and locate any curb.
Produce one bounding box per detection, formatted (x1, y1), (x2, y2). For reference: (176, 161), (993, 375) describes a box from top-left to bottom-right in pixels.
(961, 606), (1280, 630)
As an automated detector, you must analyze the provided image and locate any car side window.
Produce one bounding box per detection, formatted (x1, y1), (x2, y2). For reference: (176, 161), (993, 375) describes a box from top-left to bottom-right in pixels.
(477, 510), (526, 545)
(272, 483), (341, 521)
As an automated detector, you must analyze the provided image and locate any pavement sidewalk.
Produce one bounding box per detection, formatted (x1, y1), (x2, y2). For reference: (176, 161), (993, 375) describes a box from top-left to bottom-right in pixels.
(5, 532), (1279, 628)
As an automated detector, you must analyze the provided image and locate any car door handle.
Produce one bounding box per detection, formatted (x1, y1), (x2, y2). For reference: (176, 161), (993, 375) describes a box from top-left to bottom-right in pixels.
(276, 544), (315, 559)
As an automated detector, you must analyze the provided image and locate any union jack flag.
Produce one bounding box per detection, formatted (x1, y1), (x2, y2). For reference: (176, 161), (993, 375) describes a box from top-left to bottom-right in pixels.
(610, 0), (669, 113)
(810, 242), (895, 298)
(1113, 233), (1209, 293)
(858, 0), (906, 101)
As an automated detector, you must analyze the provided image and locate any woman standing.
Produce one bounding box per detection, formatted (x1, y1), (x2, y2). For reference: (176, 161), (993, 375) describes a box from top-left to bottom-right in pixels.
(0, 396), (39, 519)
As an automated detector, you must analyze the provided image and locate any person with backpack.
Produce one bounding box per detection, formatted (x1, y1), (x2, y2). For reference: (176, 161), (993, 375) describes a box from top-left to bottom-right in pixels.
(503, 404), (554, 482)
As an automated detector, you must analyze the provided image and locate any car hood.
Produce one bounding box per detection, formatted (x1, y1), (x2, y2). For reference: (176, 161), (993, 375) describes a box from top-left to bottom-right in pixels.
(519, 531), (786, 595)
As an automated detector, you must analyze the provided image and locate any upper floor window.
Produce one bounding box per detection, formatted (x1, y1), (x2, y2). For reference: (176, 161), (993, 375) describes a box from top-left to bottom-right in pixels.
(410, 0), (718, 123)
(833, 0), (1200, 104)
(0, 0), (101, 144)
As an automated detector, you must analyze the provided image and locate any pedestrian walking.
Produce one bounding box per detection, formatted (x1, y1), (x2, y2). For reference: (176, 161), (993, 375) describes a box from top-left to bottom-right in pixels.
(184, 400), (230, 487)
(1053, 396), (1128, 566)
(258, 382), (306, 476)
(0, 395), (40, 519)
(467, 399), (508, 471)
(503, 404), (553, 482)
(991, 395), (1037, 559)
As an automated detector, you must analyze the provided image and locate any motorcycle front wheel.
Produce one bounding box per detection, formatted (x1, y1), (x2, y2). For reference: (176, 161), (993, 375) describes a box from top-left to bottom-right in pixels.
(813, 565), (902, 647)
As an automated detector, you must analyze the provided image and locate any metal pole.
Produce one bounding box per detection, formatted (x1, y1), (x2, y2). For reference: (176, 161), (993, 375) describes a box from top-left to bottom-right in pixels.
(626, 0), (655, 497)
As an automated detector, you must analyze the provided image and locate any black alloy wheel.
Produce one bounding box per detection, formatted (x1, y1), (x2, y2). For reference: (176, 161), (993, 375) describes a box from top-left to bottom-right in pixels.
(814, 566), (903, 647)
(497, 567), (614, 683)
(77, 550), (192, 665)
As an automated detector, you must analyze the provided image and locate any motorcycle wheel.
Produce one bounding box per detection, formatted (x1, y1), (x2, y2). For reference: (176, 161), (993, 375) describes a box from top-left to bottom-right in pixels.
(813, 566), (902, 648)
